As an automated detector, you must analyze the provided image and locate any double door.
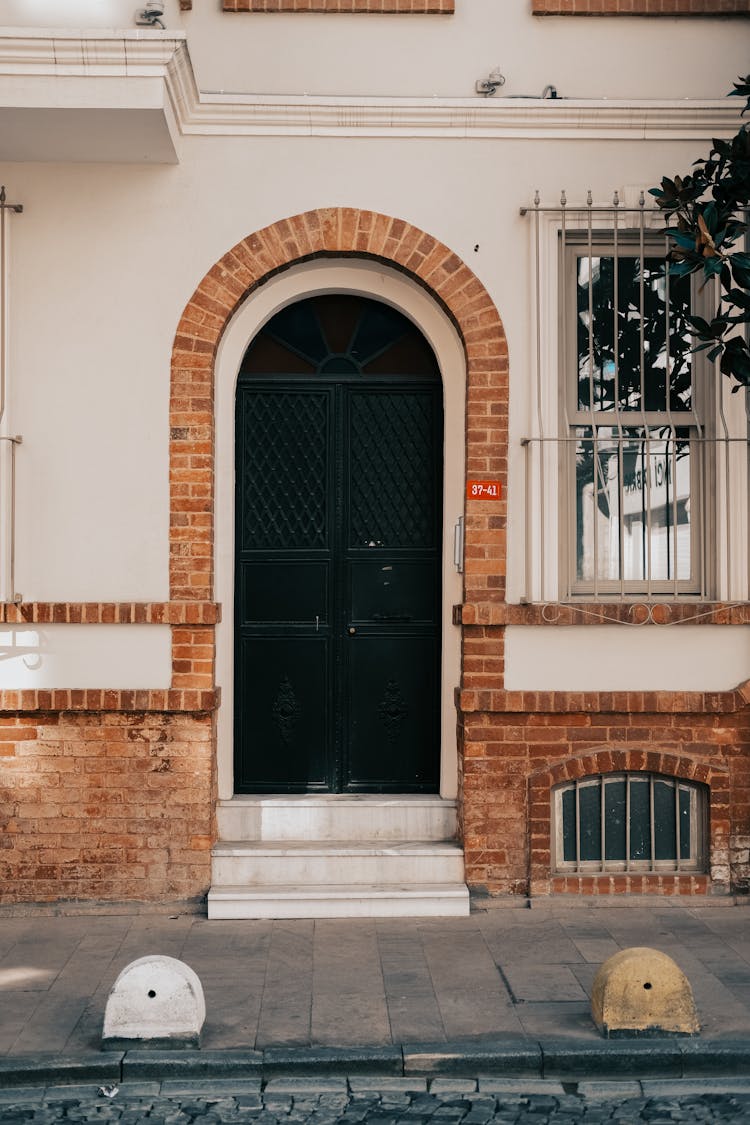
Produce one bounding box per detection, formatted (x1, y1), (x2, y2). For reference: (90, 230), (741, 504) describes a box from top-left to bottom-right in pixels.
(234, 376), (442, 792)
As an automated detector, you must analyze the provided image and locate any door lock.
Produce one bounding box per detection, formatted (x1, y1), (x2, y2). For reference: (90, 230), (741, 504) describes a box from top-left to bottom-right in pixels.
(348, 626), (356, 635)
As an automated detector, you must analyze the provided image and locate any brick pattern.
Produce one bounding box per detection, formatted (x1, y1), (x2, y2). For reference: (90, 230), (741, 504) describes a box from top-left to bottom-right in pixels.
(171, 208), (508, 607)
(532, 0), (750, 13)
(172, 626), (215, 691)
(461, 710), (749, 896)
(456, 601), (750, 627)
(459, 684), (750, 716)
(223, 0), (454, 11)
(0, 713), (215, 904)
(0, 602), (220, 625)
(529, 746), (733, 894)
(0, 689), (218, 714)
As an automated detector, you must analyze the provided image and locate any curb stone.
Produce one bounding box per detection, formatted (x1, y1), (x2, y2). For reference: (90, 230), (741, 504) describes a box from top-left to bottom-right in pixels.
(4, 1039), (750, 1089)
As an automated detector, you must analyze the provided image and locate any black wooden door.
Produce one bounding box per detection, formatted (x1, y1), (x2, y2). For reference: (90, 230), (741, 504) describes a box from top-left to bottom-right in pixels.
(234, 296), (442, 794)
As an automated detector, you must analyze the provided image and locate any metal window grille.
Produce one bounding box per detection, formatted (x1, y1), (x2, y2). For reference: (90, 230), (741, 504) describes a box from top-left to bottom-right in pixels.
(521, 192), (750, 604)
(553, 772), (706, 874)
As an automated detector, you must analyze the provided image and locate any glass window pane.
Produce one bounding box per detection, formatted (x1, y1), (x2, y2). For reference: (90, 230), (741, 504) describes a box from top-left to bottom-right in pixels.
(579, 782), (601, 862)
(654, 779), (678, 860)
(556, 774), (703, 872)
(679, 786), (692, 861)
(561, 787), (577, 863)
(576, 254), (692, 414)
(604, 777), (627, 860)
(629, 777), (651, 861)
(576, 426), (692, 584)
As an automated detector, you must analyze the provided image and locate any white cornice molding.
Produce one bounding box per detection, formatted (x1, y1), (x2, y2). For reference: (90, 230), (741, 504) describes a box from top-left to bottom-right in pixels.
(184, 95), (744, 141)
(0, 28), (744, 142)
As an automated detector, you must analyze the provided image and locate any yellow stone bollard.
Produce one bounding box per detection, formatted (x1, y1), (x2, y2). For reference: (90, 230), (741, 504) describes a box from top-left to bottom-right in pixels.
(591, 947), (699, 1038)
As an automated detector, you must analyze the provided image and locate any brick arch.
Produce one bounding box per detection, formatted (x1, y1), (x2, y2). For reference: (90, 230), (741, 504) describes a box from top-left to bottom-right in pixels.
(528, 747), (730, 897)
(169, 207), (508, 603)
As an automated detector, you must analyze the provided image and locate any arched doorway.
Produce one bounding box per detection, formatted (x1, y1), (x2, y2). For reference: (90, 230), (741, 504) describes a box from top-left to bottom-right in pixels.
(234, 294), (443, 793)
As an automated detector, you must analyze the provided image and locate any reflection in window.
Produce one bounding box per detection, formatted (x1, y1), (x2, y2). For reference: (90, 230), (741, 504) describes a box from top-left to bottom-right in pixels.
(568, 249), (700, 593)
(575, 427), (692, 584)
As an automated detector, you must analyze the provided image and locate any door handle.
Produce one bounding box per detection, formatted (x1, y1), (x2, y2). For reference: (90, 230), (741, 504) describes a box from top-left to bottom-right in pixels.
(348, 626), (356, 635)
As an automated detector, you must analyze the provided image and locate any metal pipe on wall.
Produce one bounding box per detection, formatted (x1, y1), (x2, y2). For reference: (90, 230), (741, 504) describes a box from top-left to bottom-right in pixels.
(0, 187), (23, 605)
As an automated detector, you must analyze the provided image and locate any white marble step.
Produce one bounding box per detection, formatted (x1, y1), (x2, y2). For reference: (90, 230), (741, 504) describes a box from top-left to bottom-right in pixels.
(207, 882), (470, 919)
(216, 795), (458, 843)
(211, 839), (465, 887)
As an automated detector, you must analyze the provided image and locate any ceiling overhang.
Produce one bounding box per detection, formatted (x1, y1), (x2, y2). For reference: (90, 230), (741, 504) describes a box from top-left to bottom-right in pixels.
(0, 29), (191, 163)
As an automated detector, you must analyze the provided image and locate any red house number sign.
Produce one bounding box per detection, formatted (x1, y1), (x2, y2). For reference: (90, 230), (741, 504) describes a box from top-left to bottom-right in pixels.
(466, 479), (502, 501)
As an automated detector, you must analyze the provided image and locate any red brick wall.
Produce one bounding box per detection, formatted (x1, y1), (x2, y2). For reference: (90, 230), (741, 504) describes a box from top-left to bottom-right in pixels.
(532, 0), (749, 12)
(0, 712), (215, 905)
(0, 601), (218, 905)
(223, 1), (454, 11)
(460, 679), (750, 896)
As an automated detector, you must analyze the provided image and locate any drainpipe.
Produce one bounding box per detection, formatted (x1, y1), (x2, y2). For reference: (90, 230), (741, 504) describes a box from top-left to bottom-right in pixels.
(0, 187), (23, 605)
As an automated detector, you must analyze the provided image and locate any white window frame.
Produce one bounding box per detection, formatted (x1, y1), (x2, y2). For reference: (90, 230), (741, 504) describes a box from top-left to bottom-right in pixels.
(561, 234), (707, 600)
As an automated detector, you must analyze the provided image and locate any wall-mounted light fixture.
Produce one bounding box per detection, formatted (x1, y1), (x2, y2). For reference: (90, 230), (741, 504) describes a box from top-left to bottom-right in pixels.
(475, 69), (505, 97)
(136, 1), (166, 28)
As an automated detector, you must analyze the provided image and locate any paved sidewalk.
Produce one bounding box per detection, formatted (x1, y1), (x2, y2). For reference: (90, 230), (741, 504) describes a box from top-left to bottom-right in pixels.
(2, 898), (750, 1080)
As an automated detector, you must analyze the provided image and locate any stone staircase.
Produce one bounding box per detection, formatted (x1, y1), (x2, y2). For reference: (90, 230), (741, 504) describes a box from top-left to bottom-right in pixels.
(207, 795), (470, 919)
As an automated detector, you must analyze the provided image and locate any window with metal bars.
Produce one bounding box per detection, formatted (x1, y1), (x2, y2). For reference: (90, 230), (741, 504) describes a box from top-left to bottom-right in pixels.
(520, 193), (750, 604)
(553, 773), (707, 874)
(565, 237), (702, 596)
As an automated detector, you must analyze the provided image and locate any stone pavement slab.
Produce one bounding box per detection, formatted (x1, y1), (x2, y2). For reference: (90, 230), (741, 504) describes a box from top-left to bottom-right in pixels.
(2, 899), (750, 1085)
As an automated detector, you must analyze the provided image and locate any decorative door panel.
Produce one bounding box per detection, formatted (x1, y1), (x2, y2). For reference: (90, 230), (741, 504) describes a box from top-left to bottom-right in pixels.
(345, 635), (439, 790)
(235, 636), (329, 791)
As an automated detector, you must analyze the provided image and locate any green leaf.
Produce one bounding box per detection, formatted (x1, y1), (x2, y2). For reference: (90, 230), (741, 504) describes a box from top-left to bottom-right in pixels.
(666, 230), (697, 250)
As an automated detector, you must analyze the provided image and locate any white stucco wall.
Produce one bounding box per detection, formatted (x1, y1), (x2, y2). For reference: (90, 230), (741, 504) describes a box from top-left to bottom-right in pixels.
(0, 624), (171, 688)
(505, 626), (750, 692)
(2, 0), (748, 101)
(0, 2), (746, 693)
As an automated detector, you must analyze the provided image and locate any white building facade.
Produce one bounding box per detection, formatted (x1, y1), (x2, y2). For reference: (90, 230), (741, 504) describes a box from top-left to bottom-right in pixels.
(0, 0), (748, 913)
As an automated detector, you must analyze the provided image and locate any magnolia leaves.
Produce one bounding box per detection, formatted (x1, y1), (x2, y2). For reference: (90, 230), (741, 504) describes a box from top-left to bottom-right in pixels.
(649, 75), (750, 389)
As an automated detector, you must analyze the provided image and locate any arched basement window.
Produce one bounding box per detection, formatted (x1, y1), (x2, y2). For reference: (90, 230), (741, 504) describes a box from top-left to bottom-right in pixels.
(553, 773), (707, 873)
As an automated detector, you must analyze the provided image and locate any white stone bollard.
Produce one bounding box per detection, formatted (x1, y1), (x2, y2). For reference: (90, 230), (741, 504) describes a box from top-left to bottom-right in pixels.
(102, 955), (206, 1048)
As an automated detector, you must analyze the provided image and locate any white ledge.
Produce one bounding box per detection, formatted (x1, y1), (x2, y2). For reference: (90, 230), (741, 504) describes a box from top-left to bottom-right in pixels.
(0, 27), (744, 163)
(185, 95), (743, 140)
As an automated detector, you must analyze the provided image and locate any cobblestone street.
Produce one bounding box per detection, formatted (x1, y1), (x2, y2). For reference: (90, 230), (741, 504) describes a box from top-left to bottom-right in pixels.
(4, 1081), (750, 1124)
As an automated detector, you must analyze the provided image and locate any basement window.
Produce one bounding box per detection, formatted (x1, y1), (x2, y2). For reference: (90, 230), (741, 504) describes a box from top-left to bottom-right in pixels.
(553, 773), (707, 873)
